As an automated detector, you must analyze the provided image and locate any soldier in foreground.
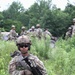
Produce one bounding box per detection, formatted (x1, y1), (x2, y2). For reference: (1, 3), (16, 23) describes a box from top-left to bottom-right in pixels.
(8, 35), (47, 75)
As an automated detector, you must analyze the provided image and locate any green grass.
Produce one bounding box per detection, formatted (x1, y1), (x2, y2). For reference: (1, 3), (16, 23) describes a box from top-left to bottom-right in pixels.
(0, 37), (75, 75)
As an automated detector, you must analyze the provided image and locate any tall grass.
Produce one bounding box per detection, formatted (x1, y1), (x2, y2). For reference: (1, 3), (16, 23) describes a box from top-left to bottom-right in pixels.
(0, 37), (75, 75)
(30, 37), (51, 59)
(0, 40), (17, 75)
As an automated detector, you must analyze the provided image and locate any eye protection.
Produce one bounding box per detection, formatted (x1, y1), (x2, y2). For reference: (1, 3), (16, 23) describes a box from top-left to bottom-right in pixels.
(18, 43), (29, 48)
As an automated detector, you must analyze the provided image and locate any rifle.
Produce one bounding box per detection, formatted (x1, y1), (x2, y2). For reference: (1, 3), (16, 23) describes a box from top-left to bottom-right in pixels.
(24, 57), (42, 75)
(10, 51), (20, 57)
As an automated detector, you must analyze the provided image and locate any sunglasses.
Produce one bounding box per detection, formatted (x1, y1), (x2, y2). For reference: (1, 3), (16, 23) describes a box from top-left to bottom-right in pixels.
(18, 43), (29, 48)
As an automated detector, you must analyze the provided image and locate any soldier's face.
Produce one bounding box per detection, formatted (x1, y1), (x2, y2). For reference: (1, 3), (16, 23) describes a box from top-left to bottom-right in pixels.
(20, 47), (29, 54)
(19, 44), (29, 54)
(74, 22), (75, 24)
(12, 27), (15, 30)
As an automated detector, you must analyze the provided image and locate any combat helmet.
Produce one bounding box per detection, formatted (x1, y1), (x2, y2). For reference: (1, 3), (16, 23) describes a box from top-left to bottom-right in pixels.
(21, 26), (25, 29)
(16, 35), (31, 50)
(36, 24), (40, 28)
(68, 27), (72, 30)
(73, 18), (75, 23)
(31, 26), (35, 29)
(12, 25), (15, 28)
(16, 35), (31, 44)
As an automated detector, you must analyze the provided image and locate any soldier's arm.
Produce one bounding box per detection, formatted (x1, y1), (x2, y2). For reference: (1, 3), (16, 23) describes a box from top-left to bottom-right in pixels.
(8, 57), (24, 75)
(30, 55), (48, 75)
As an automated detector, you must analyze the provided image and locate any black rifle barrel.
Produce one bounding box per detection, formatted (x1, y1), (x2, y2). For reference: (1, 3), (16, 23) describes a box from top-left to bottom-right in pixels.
(24, 57), (42, 75)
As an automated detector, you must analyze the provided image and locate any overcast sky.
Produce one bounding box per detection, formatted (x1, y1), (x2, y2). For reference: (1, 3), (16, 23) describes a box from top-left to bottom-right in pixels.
(0, 0), (75, 11)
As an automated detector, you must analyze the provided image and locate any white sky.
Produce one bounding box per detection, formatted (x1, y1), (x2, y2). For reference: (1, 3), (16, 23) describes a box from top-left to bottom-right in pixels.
(0, 0), (75, 11)
(52, 0), (75, 10)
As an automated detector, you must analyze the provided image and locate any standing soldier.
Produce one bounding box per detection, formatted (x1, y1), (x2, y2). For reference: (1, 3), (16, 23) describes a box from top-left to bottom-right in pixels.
(72, 18), (75, 36)
(36, 24), (43, 39)
(43, 28), (52, 40)
(29, 26), (36, 38)
(20, 26), (27, 36)
(50, 36), (57, 48)
(8, 35), (48, 75)
(8, 25), (17, 40)
(65, 27), (72, 39)
(0, 28), (2, 39)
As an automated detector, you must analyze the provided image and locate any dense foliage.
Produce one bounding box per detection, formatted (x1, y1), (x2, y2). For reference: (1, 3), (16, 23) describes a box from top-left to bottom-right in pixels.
(0, 0), (75, 36)
(0, 0), (75, 75)
(0, 37), (75, 75)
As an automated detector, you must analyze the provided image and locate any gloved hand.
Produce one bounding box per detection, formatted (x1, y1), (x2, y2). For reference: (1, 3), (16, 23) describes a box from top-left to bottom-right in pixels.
(21, 70), (33, 75)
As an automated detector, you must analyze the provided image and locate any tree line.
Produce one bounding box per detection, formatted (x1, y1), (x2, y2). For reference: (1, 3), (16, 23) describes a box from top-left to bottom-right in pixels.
(0, 0), (75, 37)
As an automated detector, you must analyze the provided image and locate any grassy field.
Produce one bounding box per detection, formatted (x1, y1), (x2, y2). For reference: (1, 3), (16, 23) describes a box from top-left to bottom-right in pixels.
(0, 37), (75, 75)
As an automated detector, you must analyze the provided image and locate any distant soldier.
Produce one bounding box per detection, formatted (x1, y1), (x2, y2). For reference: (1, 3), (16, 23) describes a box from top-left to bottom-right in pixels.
(43, 28), (52, 40)
(35, 24), (43, 39)
(72, 18), (75, 36)
(29, 26), (36, 38)
(20, 26), (27, 36)
(65, 27), (72, 39)
(8, 25), (17, 40)
(31, 26), (36, 31)
(0, 28), (2, 39)
(50, 36), (57, 48)
(8, 35), (48, 75)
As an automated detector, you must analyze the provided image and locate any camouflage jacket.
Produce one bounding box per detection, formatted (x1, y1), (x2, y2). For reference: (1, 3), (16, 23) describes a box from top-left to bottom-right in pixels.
(10, 29), (17, 37)
(20, 30), (27, 36)
(8, 53), (48, 75)
(35, 28), (43, 38)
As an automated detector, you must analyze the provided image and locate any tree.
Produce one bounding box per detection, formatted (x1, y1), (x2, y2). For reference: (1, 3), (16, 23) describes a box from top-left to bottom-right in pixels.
(0, 13), (4, 28)
(27, 0), (52, 27)
(0, 13), (4, 20)
(50, 9), (70, 36)
(64, 3), (75, 20)
(3, 1), (25, 20)
(2, 1), (25, 32)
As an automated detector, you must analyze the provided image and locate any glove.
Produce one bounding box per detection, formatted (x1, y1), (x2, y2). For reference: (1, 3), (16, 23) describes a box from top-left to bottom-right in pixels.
(21, 70), (33, 75)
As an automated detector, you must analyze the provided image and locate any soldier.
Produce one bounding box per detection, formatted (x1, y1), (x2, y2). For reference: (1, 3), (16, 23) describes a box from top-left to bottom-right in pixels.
(8, 25), (18, 40)
(72, 18), (75, 36)
(8, 35), (48, 75)
(0, 28), (2, 39)
(65, 27), (72, 39)
(20, 26), (27, 36)
(50, 36), (57, 48)
(29, 26), (36, 38)
(31, 26), (35, 31)
(43, 28), (52, 40)
(35, 24), (43, 39)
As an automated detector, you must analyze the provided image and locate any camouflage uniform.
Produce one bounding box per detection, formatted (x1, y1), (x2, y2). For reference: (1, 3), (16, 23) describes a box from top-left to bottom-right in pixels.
(65, 27), (72, 39)
(35, 24), (43, 39)
(72, 25), (75, 36)
(8, 53), (47, 75)
(9, 25), (17, 40)
(50, 36), (57, 48)
(0, 29), (2, 39)
(29, 26), (36, 38)
(8, 35), (47, 75)
(43, 29), (52, 40)
(72, 18), (75, 36)
(20, 26), (27, 36)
